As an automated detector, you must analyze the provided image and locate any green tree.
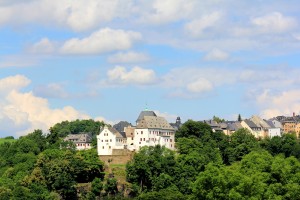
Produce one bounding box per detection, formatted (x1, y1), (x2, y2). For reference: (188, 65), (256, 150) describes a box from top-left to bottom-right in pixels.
(105, 178), (118, 195)
(238, 114), (242, 122)
(213, 116), (225, 123)
(176, 120), (212, 139)
(228, 128), (259, 163)
(126, 145), (176, 191)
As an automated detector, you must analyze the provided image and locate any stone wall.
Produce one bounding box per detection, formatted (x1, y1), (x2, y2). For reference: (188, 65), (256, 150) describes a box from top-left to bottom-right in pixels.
(99, 149), (134, 164)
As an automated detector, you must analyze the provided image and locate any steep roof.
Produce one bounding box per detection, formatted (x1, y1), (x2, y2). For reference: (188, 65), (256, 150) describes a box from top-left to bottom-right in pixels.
(100, 126), (126, 138)
(244, 119), (261, 129)
(136, 110), (157, 123)
(113, 121), (132, 133)
(64, 133), (92, 143)
(264, 120), (276, 128)
(136, 116), (174, 130)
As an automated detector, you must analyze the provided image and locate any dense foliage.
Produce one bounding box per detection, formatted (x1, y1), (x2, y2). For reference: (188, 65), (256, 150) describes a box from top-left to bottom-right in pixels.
(0, 121), (106, 199)
(1, 119), (300, 199)
(126, 120), (300, 199)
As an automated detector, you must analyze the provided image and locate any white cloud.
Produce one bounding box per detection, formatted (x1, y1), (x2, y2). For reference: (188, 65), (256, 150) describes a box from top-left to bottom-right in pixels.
(60, 28), (142, 54)
(186, 78), (214, 93)
(29, 38), (55, 54)
(107, 51), (149, 63)
(0, 0), (134, 31)
(0, 75), (31, 94)
(154, 110), (178, 122)
(257, 90), (300, 119)
(204, 48), (229, 61)
(0, 75), (97, 137)
(184, 11), (222, 37)
(251, 12), (297, 33)
(107, 66), (157, 85)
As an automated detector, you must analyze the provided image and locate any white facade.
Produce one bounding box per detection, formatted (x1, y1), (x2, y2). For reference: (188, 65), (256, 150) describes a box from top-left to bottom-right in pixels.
(133, 128), (175, 151)
(97, 111), (176, 155)
(268, 128), (281, 138)
(97, 126), (127, 155)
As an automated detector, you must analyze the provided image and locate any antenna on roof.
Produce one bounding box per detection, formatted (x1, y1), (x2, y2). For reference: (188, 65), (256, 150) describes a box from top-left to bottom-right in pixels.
(145, 102), (149, 111)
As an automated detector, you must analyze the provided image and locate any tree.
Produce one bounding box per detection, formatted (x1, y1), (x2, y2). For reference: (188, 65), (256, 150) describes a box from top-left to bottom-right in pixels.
(105, 178), (118, 195)
(227, 128), (259, 163)
(238, 114), (242, 122)
(126, 145), (176, 191)
(176, 120), (212, 139)
(213, 116), (225, 123)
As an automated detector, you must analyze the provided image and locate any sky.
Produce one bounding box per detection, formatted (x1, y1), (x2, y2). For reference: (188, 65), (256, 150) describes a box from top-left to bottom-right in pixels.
(1, 0), (300, 137)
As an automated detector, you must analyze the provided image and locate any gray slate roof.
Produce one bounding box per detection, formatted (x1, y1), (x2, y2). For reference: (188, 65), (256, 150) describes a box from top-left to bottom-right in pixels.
(113, 121), (132, 133)
(136, 116), (174, 130)
(244, 119), (261, 129)
(264, 120), (276, 128)
(136, 110), (157, 123)
(64, 133), (92, 143)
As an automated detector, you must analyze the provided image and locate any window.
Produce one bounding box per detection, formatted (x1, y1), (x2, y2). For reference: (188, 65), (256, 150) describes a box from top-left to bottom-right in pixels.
(141, 131), (143, 134)
(102, 146), (104, 149)
(171, 144), (172, 147)
(101, 140), (103, 142)
(143, 138), (145, 141)
(132, 137), (134, 140)
(140, 138), (142, 141)
(170, 139), (172, 142)
(110, 139), (112, 142)
(139, 142), (141, 144)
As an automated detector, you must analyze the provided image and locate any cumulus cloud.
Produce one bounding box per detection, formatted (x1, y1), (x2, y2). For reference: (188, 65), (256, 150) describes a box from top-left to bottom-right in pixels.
(107, 66), (157, 85)
(251, 12), (297, 33)
(257, 90), (300, 119)
(184, 11), (222, 37)
(0, 75), (112, 137)
(186, 78), (214, 93)
(203, 48), (229, 61)
(29, 38), (55, 54)
(0, 0), (133, 31)
(162, 67), (236, 97)
(107, 51), (149, 63)
(154, 110), (178, 122)
(60, 28), (142, 54)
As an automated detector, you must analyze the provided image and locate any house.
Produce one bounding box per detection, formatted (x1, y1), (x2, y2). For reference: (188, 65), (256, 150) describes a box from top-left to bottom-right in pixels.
(97, 125), (127, 155)
(223, 121), (243, 135)
(64, 133), (92, 150)
(241, 119), (264, 138)
(203, 120), (223, 132)
(134, 110), (175, 151)
(264, 120), (281, 138)
(124, 125), (135, 151)
(96, 110), (176, 155)
(113, 121), (132, 133)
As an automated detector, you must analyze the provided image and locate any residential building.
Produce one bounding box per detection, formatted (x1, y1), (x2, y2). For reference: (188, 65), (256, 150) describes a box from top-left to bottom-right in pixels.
(134, 110), (175, 151)
(96, 110), (175, 155)
(64, 133), (92, 150)
(223, 121), (243, 135)
(97, 125), (126, 155)
(265, 120), (281, 138)
(241, 119), (264, 138)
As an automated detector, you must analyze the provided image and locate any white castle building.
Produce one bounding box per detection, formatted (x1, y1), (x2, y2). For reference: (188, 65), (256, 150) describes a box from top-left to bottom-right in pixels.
(97, 110), (176, 155)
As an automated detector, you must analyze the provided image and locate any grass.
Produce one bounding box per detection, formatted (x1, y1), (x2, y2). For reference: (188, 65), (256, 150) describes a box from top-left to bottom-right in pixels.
(0, 138), (16, 144)
(107, 163), (127, 183)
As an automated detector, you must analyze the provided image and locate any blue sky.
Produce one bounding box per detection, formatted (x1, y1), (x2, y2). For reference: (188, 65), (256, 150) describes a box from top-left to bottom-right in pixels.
(1, 0), (300, 137)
